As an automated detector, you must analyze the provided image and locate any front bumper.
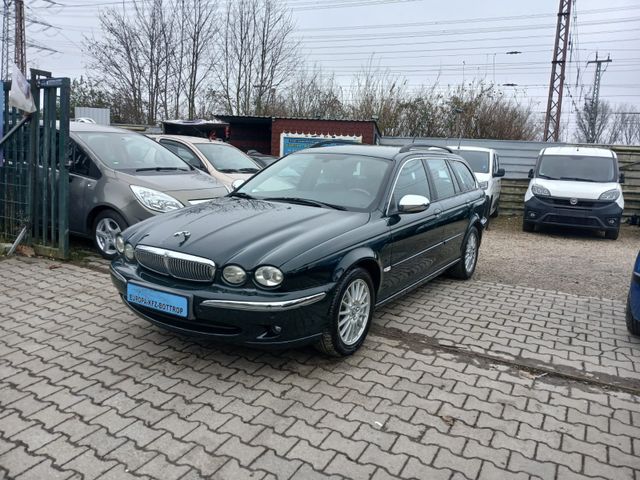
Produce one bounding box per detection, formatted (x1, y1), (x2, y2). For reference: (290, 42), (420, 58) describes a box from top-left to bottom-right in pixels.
(523, 196), (622, 231)
(110, 260), (334, 347)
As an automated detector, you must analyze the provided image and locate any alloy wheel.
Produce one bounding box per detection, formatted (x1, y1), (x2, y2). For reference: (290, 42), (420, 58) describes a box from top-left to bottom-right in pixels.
(95, 217), (122, 256)
(464, 232), (478, 273)
(338, 279), (371, 346)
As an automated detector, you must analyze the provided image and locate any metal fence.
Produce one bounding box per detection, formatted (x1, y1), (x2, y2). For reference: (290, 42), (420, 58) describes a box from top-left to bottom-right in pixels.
(1, 70), (70, 258)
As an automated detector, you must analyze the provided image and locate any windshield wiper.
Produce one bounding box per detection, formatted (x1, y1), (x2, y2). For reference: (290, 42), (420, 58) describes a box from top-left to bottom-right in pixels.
(135, 166), (188, 172)
(558, 176), (597, 182)
(264, 197), (346, 211)
(236, 167), (260, 173)
(536, 173), (556, 179)
(228, 191), (254, 200)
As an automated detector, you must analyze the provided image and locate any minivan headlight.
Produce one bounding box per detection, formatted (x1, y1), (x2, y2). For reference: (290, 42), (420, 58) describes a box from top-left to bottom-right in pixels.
(255, 266), (283, 287)
(598, 189), (620, 201)
(130, 185), (183, 212)
(531, 184), (551, 197)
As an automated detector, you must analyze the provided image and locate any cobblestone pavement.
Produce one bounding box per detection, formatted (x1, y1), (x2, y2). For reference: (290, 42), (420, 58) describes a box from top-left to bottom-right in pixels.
(0, 257), (639, 480)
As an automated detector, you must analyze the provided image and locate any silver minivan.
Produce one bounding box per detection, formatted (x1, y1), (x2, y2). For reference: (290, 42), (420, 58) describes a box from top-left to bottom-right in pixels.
(67, 122), (229, 258)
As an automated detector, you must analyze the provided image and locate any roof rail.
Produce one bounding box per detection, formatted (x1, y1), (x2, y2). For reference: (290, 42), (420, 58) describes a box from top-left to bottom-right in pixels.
(309, 139), (360, 148)
(398, 144), (453, 154)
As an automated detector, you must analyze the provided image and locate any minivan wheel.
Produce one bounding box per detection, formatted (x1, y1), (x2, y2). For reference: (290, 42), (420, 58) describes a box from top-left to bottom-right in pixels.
(604, 228), (619, 240)
(93, 210), (128, 259)
(490, 198), (499, 218)
(449, 227), (479, 280)
(522, 219), (535, 232)
(316, 268), (374, 357)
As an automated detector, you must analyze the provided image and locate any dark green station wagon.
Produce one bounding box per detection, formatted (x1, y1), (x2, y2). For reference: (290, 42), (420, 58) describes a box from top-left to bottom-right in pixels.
(110, 144), (487, 356)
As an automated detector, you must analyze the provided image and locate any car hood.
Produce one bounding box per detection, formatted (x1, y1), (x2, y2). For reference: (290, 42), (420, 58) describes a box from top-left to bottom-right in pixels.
(530, 178), (620, 199)
(116, 170), (228, 204)
(125, 197), (370, 269)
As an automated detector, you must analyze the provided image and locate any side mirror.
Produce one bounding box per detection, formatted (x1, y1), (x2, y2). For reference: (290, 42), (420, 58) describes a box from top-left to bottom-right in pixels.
(231, 179), (245, 190)
(619, 172), (625, 184)
(494, 168), (506, 178)
(398, 194), (430, 214)
(528, 168), (534, 179)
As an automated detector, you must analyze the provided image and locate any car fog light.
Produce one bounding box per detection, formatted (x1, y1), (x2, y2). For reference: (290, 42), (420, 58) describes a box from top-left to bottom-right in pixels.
(116, 235), (125, 254)
(124, 243), (135, 262)
(255, 266), (284, 287)
(223, 265), (247, 285)
(607, 218), (617, 225)
(529, 211), (537, 218)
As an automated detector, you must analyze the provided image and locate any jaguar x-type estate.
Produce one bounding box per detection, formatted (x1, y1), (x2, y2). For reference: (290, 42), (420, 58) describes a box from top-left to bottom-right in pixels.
(110, 144), (487, 356)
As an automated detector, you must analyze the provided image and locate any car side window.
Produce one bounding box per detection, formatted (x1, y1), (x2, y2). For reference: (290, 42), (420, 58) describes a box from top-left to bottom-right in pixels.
(390, 159), (431, 211)
(426, 158), (457, 199)
(450, 160), (476, 192)
(160, 140), (205, 170)
(69, 140), (100, 179)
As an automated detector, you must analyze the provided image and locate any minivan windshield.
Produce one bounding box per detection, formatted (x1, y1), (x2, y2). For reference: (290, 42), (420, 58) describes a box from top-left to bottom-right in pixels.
(194, 143), (260, 173)
(452, 150), (490, 174)
(537, 155), (617, 183)
(234, 152), (392, 211)
(76, 132), (190, 171)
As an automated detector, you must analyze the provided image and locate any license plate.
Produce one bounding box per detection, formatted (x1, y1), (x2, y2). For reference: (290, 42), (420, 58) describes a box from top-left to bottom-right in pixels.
(126, 283), (188, 318)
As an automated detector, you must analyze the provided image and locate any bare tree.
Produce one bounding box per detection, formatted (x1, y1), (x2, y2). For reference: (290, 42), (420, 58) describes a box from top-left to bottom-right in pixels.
(85, 0), (174, 124)
(607, 104), (640, 145)
(216, 0), (298, 115)
(576, 98), (613, 144)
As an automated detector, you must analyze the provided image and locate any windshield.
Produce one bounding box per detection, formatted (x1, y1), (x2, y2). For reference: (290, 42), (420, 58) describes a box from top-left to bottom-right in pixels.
(76, 132), (190, 171)
(236, 152), (392, 211)
(195, 143), (260, 173)
(453, 150), (490, 174)
(537, 154), (617, 182)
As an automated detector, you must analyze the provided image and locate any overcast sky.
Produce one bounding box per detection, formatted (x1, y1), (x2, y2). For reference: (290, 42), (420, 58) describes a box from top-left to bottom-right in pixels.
(18, 0), (640, 133)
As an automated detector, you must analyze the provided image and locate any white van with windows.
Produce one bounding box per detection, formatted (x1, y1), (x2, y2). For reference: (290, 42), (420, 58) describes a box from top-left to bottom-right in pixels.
(448, 146), (504, 217)
(523, 146), (624, 240)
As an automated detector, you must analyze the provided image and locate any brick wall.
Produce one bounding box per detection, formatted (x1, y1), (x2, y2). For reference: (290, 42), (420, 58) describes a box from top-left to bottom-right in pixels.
(271, 119), (377, 156)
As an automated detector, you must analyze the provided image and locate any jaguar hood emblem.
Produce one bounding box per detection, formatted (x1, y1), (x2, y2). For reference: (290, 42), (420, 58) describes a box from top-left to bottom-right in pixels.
(173, 230), (191, 246)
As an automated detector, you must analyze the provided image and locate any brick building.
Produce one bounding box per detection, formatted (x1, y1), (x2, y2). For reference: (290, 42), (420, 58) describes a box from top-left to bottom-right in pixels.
(215, 115), (380, 156)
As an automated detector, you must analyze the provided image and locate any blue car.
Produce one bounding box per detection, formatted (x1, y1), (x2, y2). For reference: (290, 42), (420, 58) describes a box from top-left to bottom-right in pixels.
(628, 251), (640, 335)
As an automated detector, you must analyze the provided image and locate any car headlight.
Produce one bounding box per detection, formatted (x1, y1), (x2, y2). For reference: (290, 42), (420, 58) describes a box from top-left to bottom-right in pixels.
(130, 185), (183, 212)
(124, 243), (135, 262)
(223, 265), (247, 285)
(478, 181), (489, 190)
(255, 266), (283, 287)
(531, 184), (551, 197)
(599, 189), (620, 201)
(116, 234), (125, 254)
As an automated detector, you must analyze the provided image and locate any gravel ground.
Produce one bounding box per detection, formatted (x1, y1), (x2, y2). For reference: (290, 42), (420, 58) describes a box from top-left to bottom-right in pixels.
(476, 215), (640, 301)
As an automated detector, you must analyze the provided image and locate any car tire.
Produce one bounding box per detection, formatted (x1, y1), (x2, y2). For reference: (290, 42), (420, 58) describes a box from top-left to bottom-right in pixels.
(490, 198), (499, 218)
(316, 267), (375, 357)
(93, 210), (128, 260)
(604, 228), (619, 240)
(627, 294), (640, 336)
(449, 226), (479, 280)
(522, 219), (535, 232)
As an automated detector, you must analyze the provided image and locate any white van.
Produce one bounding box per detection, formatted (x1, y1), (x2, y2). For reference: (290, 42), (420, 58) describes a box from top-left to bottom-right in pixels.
(523, 146), (624, 240)
(448, 146), (504, 217)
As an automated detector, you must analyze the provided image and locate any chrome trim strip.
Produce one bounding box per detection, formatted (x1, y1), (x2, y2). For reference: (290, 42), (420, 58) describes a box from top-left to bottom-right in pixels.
(202, 292), (327, 311)
(391, 233), (463, 268)
(376, 258), (460, 307)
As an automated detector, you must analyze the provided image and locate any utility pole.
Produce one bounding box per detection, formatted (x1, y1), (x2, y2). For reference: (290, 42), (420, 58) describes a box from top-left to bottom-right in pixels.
(585, 53), (612, 143)
(14, 0), (26, 74)
(543, 0), (572, 142)
(1, 0), (12, 80)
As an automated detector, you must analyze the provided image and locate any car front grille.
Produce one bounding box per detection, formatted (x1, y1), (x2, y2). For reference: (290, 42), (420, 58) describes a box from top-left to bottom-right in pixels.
(546, 215), (600, 227)
(134, 245), (216, 283)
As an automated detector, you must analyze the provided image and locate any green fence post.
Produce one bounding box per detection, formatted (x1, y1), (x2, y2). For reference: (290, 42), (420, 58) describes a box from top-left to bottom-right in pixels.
(57, 78), (70, 259)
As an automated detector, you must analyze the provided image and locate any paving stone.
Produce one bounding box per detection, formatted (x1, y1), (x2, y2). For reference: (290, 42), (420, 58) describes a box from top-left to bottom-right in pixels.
(216, 436), (265, 467)
(252, 450), (302, 480)
(0, 446), (44, 477)
(136, 454), (190, 480)
(325, 453), (376, 480)
(178, 446), (228, 476)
